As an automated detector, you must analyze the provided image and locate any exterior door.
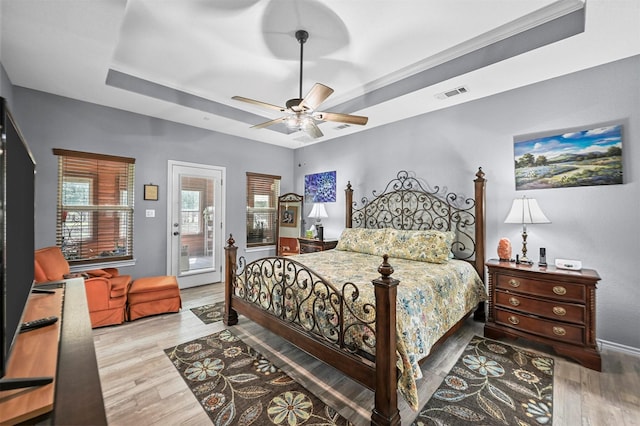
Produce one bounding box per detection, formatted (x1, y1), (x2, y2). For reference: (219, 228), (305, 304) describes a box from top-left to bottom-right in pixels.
(167, 161), (225, 288)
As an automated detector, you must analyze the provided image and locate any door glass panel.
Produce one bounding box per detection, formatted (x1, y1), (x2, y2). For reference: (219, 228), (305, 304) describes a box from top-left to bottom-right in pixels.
(179, 174), (215, 274)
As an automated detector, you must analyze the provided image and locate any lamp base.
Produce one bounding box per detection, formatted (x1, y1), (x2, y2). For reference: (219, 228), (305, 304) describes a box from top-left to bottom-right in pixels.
(517, 255), (533, 265)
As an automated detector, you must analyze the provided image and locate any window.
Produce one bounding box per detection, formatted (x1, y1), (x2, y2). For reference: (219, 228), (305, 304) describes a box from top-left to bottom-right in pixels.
(54, 149), (135, 264)
(246, 172), (280, 247)
(181, 190), (201, 235)
(62, 177), (93, 241)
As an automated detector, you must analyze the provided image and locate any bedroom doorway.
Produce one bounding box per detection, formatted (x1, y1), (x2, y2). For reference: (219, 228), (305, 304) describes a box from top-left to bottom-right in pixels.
(167, 161), (225, 289)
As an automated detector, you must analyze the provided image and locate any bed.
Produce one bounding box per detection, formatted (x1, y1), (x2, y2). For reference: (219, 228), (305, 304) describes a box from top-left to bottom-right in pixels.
(223, 168), (487, 425)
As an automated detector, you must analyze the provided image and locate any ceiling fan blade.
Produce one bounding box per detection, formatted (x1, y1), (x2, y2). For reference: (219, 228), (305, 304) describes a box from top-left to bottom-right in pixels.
(251, 117), (286, 129)
(299, 83), (334, 111)
(232, 96), (286, 113)
(315, 111), (369, 126)
(304, 121), (324, 139)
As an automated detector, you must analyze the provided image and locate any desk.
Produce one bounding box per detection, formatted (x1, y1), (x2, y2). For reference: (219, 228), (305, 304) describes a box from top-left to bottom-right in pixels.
(0, 278), (106, 425)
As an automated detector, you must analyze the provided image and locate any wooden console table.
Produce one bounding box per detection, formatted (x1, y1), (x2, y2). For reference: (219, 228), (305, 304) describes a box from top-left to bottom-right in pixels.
(0, 278), (106, 424)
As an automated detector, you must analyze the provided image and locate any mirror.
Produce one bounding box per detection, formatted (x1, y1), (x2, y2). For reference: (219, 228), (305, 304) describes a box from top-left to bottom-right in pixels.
(276, 193), (303, 256)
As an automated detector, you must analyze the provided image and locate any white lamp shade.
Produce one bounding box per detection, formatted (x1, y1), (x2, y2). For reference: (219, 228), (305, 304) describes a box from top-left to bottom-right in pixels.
(308, 203), (328, 219)
(504, 196), (550, 224)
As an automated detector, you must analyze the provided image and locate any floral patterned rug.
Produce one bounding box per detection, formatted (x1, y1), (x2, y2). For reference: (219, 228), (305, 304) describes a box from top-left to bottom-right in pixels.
(413, 335), (554, 425)
(190, 302), (225, 324)
(165, 329), (353, 425)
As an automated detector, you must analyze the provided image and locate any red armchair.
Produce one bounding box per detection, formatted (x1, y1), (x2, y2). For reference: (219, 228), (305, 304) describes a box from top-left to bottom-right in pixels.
(34, 246), (131, 328)
(278, 237), (300, 256)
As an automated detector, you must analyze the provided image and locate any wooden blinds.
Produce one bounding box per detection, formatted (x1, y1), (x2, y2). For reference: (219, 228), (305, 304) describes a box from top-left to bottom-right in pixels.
(53, 149), (135, 265)
(246, 172), (280, 247)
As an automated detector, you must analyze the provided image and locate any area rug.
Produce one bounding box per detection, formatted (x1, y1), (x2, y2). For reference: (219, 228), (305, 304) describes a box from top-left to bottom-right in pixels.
(190, 302), (225, 324)
(165, 329), (352, 425)
(413, 335), (554, 425)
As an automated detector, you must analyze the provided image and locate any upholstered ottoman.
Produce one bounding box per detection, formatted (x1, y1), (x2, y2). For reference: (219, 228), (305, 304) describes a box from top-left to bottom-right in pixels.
(127, 275), (182, 321)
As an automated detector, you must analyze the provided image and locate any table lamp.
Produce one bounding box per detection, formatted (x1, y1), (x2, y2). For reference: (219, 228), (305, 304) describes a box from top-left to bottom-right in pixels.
(308, 203), (328, 240)
(504, 196), (550, 263)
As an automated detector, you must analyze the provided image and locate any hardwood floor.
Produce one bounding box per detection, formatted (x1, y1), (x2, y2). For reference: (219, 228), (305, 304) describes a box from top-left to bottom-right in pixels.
(93, 283), (640, 425)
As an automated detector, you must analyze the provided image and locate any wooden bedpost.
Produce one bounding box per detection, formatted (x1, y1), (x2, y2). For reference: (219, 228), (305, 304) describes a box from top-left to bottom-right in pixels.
(371, 255), (400, 426)
(345, 181), (353, 228)
(474, 168), (487, 322)
(223, 234), (239, 326)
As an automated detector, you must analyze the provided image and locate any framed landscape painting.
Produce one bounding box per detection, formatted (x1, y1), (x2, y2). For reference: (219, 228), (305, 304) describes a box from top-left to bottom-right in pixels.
(514, 124), (623, 190)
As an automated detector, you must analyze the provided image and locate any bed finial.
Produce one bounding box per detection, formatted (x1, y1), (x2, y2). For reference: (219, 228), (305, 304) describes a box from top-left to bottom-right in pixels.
(378, 254), (395, 278)
(475, 167), (485, 181)
(345, 181), (354, 228)
(227, 234), (235, 247)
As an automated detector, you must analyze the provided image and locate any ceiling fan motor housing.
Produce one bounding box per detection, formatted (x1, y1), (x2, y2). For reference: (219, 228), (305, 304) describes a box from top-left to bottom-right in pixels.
(295, 30), (308, 44)
(286, 98), (304, 109)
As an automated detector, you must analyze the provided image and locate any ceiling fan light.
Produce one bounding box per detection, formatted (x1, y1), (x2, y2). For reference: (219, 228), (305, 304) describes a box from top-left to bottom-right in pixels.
(285, 113), (300, 130)
(300, 115), (314, 128)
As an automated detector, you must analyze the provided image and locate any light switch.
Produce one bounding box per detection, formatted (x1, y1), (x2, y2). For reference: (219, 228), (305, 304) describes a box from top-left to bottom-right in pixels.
(146, 209), (155, 218)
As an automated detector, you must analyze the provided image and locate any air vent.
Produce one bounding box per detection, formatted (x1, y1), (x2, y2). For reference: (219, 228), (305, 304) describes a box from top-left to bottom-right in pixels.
(435, 85), (469, 100)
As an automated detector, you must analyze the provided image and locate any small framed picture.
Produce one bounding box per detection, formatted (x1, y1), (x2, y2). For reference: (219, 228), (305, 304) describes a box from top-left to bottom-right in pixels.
(280, 206), (298, 227)
(144, 184), (159, 201)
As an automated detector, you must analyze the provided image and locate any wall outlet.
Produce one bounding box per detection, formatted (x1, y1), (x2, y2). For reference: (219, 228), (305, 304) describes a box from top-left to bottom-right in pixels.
(145, 209), (155, 218)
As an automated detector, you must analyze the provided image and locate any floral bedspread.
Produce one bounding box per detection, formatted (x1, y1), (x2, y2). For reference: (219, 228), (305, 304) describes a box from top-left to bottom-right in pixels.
(276, 249), (487, 410)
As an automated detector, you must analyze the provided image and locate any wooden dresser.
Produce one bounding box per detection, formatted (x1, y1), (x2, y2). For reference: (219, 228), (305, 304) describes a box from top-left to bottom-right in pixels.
(298, 238), (338, 254)
(484, 259), (602, 371)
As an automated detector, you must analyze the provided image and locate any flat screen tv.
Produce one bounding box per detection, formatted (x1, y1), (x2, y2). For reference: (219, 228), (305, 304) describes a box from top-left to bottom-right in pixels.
(0, 97), (51, 390)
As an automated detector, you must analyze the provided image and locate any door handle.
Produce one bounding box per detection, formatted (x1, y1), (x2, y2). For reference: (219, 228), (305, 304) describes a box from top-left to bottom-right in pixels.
(173, 231), (180, 236)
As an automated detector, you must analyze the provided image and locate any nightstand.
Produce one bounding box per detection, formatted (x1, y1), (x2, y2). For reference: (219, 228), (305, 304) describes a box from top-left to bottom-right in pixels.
(298, 238), (338, 254)
(484, 259), (602, 371)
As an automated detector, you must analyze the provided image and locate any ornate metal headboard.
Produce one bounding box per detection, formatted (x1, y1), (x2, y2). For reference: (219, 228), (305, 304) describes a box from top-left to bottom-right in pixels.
(345, 168), (486, 278)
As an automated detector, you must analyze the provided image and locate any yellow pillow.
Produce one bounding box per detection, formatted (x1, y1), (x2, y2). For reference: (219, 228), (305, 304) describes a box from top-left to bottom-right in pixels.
(385, 229), (455, 263)
(336, 228), (389, 256)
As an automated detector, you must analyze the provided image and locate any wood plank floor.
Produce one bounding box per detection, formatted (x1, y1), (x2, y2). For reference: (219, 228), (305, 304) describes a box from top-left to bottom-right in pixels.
(93, 283), (640, 425)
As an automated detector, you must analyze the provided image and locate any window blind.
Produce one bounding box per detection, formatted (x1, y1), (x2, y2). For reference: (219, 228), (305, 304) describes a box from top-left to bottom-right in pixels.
(53, 149), (135, 265)
(246, 172), (280, 247)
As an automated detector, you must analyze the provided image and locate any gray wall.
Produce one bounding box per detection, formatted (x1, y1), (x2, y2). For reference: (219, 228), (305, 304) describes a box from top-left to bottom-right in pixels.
(8, 87), (294, 279)
(294, 55), (640, 351)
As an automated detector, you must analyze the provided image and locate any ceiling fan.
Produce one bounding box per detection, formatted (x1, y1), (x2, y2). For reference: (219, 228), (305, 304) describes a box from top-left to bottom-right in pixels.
(232, 30), (368, 139)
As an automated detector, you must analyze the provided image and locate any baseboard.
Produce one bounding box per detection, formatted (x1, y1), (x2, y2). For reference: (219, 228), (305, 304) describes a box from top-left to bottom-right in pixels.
(598, 338), (640, 357)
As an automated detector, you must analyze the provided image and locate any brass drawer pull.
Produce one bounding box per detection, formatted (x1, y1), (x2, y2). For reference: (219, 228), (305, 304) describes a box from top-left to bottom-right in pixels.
(508, 316), (520, 325)
(552, 286), (567, 295)
(508, 279), (520, 288)
(552, 306), (567, 316)
(509, 297), (520, 307)
(552, 326), (566, 336)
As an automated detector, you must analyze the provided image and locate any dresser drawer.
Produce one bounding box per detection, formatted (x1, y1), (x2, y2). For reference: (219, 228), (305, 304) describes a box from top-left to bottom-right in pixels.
(495, 308), (585, 345)
(299, 244), (320, 254)
(495, 290), (585, 324)
(298, 239), (337, 254)
(496, 274), (585, 302)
